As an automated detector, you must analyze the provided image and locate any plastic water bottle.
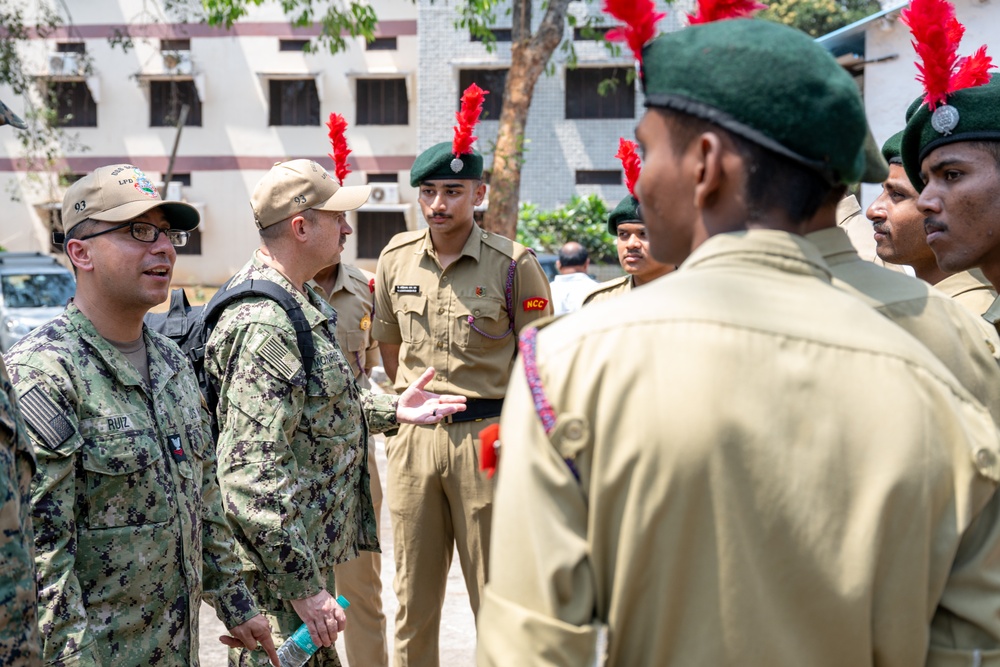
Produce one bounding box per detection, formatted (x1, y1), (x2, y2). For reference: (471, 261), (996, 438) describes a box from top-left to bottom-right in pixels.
(276, 595), (350, 667)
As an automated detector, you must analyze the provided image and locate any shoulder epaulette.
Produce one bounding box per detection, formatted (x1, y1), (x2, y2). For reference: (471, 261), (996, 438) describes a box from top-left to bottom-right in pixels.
(589, 275), (630, 296)
(381, 229), (426, 253)
(480, 231), (518, 260)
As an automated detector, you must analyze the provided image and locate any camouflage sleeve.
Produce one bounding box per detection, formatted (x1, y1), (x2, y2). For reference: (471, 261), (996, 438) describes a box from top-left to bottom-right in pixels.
(0, 383), (42, 667)
(514, 251), (555, 333)
(8, 365), (102, 666)
(360, 390), (399, 435)
(214, 322), (324, 601)
(196, 400), (259, 629)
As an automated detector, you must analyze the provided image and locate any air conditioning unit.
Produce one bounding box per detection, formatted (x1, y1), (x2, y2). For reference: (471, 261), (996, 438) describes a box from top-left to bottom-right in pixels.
(49, 52), (81, 76)
(163, 51), (193, 75)
(369, 183), (400, 205)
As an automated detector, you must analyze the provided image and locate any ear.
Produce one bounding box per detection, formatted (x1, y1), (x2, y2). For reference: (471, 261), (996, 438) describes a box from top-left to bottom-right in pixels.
(65, 239), (95, 274)
(289, 214), (310, 243)
(691, 131), (726, 210)
(473, 182), (488, 206)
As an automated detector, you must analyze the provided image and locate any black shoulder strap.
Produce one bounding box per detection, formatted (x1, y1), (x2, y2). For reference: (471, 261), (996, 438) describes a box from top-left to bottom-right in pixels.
(203, 278), (315, 378)
(162, 288), (194, 338)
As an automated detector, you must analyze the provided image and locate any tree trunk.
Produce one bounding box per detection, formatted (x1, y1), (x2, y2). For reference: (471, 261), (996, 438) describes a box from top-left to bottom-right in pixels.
(483, 0), (571, 239)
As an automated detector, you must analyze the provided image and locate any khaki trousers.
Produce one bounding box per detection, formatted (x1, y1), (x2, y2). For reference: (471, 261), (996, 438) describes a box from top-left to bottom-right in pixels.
(387, 419), (496, 667)
(334, 440), (389, 667)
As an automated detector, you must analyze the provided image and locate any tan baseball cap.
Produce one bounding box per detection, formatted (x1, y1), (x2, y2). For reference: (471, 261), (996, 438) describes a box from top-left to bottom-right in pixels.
(60, 164), (200, 236)
(250, 159), (372, 229)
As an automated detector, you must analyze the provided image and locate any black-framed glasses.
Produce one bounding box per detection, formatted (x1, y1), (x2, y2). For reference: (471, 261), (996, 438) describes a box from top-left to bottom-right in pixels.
(80, 221), (189, 247)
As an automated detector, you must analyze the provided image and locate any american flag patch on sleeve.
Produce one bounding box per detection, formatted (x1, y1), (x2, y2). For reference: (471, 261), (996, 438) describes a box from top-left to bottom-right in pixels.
(19, 385), (75, 451)
(256, 334), (301, 381)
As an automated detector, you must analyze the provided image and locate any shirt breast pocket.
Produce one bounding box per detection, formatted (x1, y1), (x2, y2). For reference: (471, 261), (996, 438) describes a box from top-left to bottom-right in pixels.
(81, 431), (172, 529)
(457, 296), (508, 349)
(299, 350), (361, 439)
(395, 294), (429, 344)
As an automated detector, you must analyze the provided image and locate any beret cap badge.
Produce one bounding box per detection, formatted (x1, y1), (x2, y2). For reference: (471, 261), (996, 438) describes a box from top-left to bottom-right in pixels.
(930, 104), (960, 135)
(450, 157), (464, 173)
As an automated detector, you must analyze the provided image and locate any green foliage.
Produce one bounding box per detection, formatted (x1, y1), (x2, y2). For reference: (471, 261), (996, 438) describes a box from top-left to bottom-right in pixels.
(759, 0), (881, 38)
(516, 195), (616, 264)
(203, 0), (380, 53)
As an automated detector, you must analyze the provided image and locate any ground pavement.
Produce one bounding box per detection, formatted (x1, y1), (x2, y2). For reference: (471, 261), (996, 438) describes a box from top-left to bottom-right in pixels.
(198, 433), (478, 666)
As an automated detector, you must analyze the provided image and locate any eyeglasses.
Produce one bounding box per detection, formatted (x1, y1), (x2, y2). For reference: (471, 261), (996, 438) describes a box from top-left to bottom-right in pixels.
(80, 221), (189, 247)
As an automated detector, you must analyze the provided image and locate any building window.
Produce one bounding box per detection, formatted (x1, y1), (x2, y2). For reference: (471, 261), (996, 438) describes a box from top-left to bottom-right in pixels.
(458, 69), (507, 120)
(366, 37), (397, 51)
(269, 79), (320, 126)
(565, 66), (635, 120)
(471, 28), (512, 42)
(367, 173), (398, 183)
(150, 80), (202, 126)
(56, 42), (86, 53)
(279, 39), (310, 51)
(357, 211), (407, 259)
(356, 78), (408, 126)
(575, 170), (621, 185)
(161, 39), (190, 51)
(52, 81), (97, 127)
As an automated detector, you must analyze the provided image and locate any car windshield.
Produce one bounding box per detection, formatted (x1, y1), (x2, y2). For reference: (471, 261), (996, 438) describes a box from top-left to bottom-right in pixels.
(1, 272), (75, 309)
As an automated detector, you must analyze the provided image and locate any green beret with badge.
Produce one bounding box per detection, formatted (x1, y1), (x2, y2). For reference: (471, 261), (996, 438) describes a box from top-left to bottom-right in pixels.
(608, 138), (642, 233)
(881, 130), (904, 165)
(899, 0), (997, 191)
(410, 84), (488, 186)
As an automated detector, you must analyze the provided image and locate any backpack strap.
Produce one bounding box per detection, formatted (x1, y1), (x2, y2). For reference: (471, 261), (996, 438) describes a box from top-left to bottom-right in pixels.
(203, 278), (316, 378)
(162, 288), (193, 338)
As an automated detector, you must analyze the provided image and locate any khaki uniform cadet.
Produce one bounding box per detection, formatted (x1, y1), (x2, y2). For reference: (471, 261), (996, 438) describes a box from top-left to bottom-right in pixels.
(209, 160), (463, 667)
(868, 130), (999, 319)
(0, 100), (42, 667)
(582, 194), (673, 306)
(372, 136), (552, 664)
(479, 17), (1000, 666)
(6, 165), (266, 667)
(310, 262), (389, 667)
(0, 360), (41, 667)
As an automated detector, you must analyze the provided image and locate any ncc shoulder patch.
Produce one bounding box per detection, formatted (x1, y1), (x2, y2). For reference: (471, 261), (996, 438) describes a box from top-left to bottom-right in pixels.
(19, 385), (75, 451)
(523, 297), (549, 311)
(253, 333), (303, 381)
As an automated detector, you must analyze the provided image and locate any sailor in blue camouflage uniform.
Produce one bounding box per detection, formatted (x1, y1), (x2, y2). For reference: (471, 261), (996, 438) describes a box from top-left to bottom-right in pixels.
(5, 164), (278, 667)
(0, 98), (42, 667)
(207, 160), (465, 667)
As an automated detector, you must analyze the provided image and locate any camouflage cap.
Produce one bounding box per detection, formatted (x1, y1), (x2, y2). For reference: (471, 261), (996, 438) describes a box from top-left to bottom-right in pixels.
(901, 73), (1000, 192)
(251, 159), (372, 229)
(640, 20), (872, 184)
(0, 98), (26, 130)
(607, 194), (641, 234)
(409, 142), (484, 187)
(60, 164), (200, 236)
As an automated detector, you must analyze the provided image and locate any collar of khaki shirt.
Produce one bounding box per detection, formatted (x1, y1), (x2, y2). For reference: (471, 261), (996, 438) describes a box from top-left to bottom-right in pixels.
(682, 229), (834, 282)
(417, 222), (488, 266)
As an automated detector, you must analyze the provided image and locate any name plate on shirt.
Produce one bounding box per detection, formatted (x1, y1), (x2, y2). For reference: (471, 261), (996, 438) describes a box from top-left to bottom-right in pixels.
(394, 285), (420, 294)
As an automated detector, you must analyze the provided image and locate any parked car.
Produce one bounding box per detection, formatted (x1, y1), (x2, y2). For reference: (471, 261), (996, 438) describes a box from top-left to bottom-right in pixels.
(0, 252), (76, 352)
(536, 253), (558, 282)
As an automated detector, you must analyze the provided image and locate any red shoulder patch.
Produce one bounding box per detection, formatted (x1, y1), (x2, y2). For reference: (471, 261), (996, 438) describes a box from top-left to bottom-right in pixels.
(522, 297), (549, 312)
(368, 278), (375, 293)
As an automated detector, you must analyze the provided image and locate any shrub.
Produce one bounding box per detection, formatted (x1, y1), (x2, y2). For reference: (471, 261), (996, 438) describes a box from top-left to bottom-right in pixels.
(516, 194), (617, 264)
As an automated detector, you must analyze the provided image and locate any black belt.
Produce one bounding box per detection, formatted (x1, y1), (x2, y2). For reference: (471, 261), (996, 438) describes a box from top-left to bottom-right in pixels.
(444, 398), (504, 424)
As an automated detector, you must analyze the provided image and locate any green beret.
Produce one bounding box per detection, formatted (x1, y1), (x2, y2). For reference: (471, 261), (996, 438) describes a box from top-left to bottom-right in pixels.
(640, 20), (870, 184)
(608, 194), (640, 234)
(881, 131), (903, 165)
(409, 141), (483, 187)
(901, 74), (1000, 192)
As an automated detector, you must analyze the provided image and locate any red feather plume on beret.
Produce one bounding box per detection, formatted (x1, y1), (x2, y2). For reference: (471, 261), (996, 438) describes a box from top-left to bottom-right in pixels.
(901, 0), (993, 110)
(687, 0), (767, 25)
(454, 83), (488, 158)
(616, 138), (641, 197)
(602, 0), (666, 65)
(326, 113), (352, 186)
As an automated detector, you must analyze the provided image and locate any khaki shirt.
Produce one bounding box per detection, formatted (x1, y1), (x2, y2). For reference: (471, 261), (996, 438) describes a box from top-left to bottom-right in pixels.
(6, 304), (257, 667)
(0, 357), (40, 667)
(807, 226), (1000, 421)
(207, 252), (398, 602)
(309, 263), (379, 387)
(937, 269), (998, 318)
(581, 275), (632, 306)
(479, 230), (1000, 666)
(372, 224), (552, 397)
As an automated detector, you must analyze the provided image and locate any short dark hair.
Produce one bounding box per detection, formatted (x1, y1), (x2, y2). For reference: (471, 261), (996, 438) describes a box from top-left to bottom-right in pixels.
(558, 244), (589, 267)
(656, 108), (834, 224)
